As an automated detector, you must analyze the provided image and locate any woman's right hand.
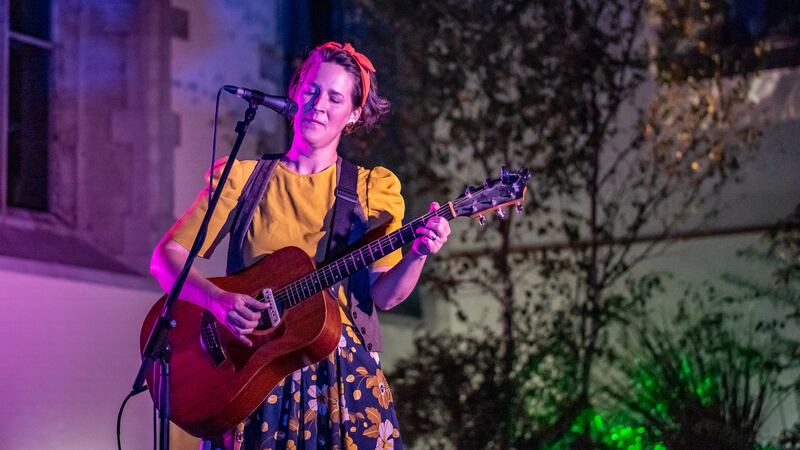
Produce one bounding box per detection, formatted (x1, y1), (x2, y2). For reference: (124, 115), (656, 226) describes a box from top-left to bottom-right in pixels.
(207, 289), (267, 347)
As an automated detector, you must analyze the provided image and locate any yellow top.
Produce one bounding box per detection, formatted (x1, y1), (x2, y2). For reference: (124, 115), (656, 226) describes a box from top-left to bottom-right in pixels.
(167, 157), (405, 325)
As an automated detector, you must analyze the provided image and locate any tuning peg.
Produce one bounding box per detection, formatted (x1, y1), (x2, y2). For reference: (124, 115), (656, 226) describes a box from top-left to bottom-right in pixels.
(478, 214), (486, 226)
(496, 208), (507, 219)
(515, 203), (523, 214)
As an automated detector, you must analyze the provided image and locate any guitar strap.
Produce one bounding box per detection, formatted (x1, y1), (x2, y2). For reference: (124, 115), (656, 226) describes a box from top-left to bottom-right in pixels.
(226, 152), (283, 275)
(324, 158), (359, 262)
(323, 159), (361, 324)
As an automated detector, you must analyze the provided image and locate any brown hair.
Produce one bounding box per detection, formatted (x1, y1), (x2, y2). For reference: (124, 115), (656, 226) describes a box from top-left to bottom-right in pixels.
(288, 45), (390, 133)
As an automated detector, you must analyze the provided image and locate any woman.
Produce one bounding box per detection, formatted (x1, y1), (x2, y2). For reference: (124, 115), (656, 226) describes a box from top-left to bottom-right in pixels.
(150, 42), (450, 450)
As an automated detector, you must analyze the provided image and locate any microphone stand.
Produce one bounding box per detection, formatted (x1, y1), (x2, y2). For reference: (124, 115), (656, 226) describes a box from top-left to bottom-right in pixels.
(130, 101), (261, 450)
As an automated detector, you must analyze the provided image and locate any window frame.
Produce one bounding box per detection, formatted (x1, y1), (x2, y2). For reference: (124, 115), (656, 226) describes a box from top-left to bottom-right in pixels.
(1, 0), (56, 218)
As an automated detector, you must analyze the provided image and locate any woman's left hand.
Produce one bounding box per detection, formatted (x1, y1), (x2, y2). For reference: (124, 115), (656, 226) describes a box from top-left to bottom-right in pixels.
(411, 202), (451, 257)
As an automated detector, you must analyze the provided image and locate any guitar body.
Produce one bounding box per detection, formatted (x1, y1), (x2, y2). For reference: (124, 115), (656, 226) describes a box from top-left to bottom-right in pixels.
(139, 246), (342, 438)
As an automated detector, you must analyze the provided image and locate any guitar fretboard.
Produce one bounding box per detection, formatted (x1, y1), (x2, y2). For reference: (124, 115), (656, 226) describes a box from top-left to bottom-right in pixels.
(272, 205), (456, 307)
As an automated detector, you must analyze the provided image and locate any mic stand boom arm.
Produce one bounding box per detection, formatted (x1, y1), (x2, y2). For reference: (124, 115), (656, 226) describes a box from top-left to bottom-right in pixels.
(130, 102), (261, 450)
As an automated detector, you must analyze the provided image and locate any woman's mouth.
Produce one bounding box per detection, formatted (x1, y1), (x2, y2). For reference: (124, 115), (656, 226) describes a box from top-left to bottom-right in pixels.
(303, 118), (325, 127)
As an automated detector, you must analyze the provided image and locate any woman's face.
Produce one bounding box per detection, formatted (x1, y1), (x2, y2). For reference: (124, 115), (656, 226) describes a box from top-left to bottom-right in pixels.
(292, 60), (360, 149)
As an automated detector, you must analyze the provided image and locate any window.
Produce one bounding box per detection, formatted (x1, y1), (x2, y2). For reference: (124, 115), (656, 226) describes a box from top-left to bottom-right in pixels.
(2, 0), (52, 213)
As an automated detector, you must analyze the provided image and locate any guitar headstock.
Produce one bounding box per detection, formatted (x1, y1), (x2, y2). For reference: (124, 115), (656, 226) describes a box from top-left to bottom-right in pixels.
(452, 167), (531, 225)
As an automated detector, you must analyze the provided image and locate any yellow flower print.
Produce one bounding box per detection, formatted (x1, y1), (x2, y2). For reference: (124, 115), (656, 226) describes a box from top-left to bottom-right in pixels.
(346, 326), (362, 345)
(361, 407), (382, 438)
(329, 382), (349, 424)
(289, 416), (299, 433)
(337, 334), (354, 362)
(344, 433), (358, 450)
(365, 369), (393, 409)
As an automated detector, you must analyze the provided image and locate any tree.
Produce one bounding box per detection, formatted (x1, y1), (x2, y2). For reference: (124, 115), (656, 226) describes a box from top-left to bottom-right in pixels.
(349, 0), (768, 447)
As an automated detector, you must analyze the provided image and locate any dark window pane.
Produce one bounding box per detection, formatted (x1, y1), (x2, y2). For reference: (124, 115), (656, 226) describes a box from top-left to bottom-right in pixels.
(8, 40), (50, 212)
(10, 0), (51, 41)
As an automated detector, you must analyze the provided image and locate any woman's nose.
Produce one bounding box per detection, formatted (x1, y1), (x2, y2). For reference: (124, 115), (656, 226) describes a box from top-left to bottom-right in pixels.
(311, 92), (328, 112)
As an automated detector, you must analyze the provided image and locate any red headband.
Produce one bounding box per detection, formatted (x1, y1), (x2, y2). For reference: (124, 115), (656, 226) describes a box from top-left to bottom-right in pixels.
(316, 42), (375, 109)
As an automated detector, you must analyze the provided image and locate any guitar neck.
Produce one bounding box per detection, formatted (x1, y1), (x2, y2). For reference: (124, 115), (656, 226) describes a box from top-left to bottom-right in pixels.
(276, 203), (456, 307)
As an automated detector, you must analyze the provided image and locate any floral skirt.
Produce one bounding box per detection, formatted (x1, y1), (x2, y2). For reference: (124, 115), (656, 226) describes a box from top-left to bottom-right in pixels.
(201, 324), (403, 450)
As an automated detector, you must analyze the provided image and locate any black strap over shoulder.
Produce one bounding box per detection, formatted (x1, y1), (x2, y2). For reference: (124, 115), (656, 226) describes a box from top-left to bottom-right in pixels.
(324, 158), (359, 262)
(226, 152), (283, 274)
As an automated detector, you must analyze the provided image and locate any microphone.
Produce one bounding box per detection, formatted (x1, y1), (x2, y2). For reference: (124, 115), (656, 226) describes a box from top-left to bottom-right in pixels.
(223, 85), (298, 117)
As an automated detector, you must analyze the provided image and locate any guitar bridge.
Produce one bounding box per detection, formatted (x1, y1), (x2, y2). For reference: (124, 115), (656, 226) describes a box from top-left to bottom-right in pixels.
(262, 288), (281, 328)
(201, 311), (227, 367)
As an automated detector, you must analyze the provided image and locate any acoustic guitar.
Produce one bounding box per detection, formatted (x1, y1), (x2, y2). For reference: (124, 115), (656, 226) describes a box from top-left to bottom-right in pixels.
(139, 167), (530, 438)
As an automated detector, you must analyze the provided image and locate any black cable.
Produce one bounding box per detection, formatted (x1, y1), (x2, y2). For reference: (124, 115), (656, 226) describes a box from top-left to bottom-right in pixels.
(116, 389), (143, 450)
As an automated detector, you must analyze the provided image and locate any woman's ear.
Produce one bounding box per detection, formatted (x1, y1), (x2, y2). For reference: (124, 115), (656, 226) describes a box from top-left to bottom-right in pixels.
(349, 107), (362, 126)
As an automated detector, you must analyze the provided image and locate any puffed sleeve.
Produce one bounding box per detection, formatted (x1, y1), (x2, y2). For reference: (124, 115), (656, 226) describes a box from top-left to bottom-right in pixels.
(166, 157), (254, 258)
(363, 166), (406, 268)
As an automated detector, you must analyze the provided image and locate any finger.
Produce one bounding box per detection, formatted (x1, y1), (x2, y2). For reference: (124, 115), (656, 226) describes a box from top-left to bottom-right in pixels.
(416, 227), (437, 241)
(237, 303), (262, 321)
(227, 310), (259, 329)
(243, 295), (267, 311)
(222, 322), (253, 347)
(237, 334), (253, 347)
(428, 219), (447, 236)
(429, 202), (440, 213)
(234, 299), (262, 321)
